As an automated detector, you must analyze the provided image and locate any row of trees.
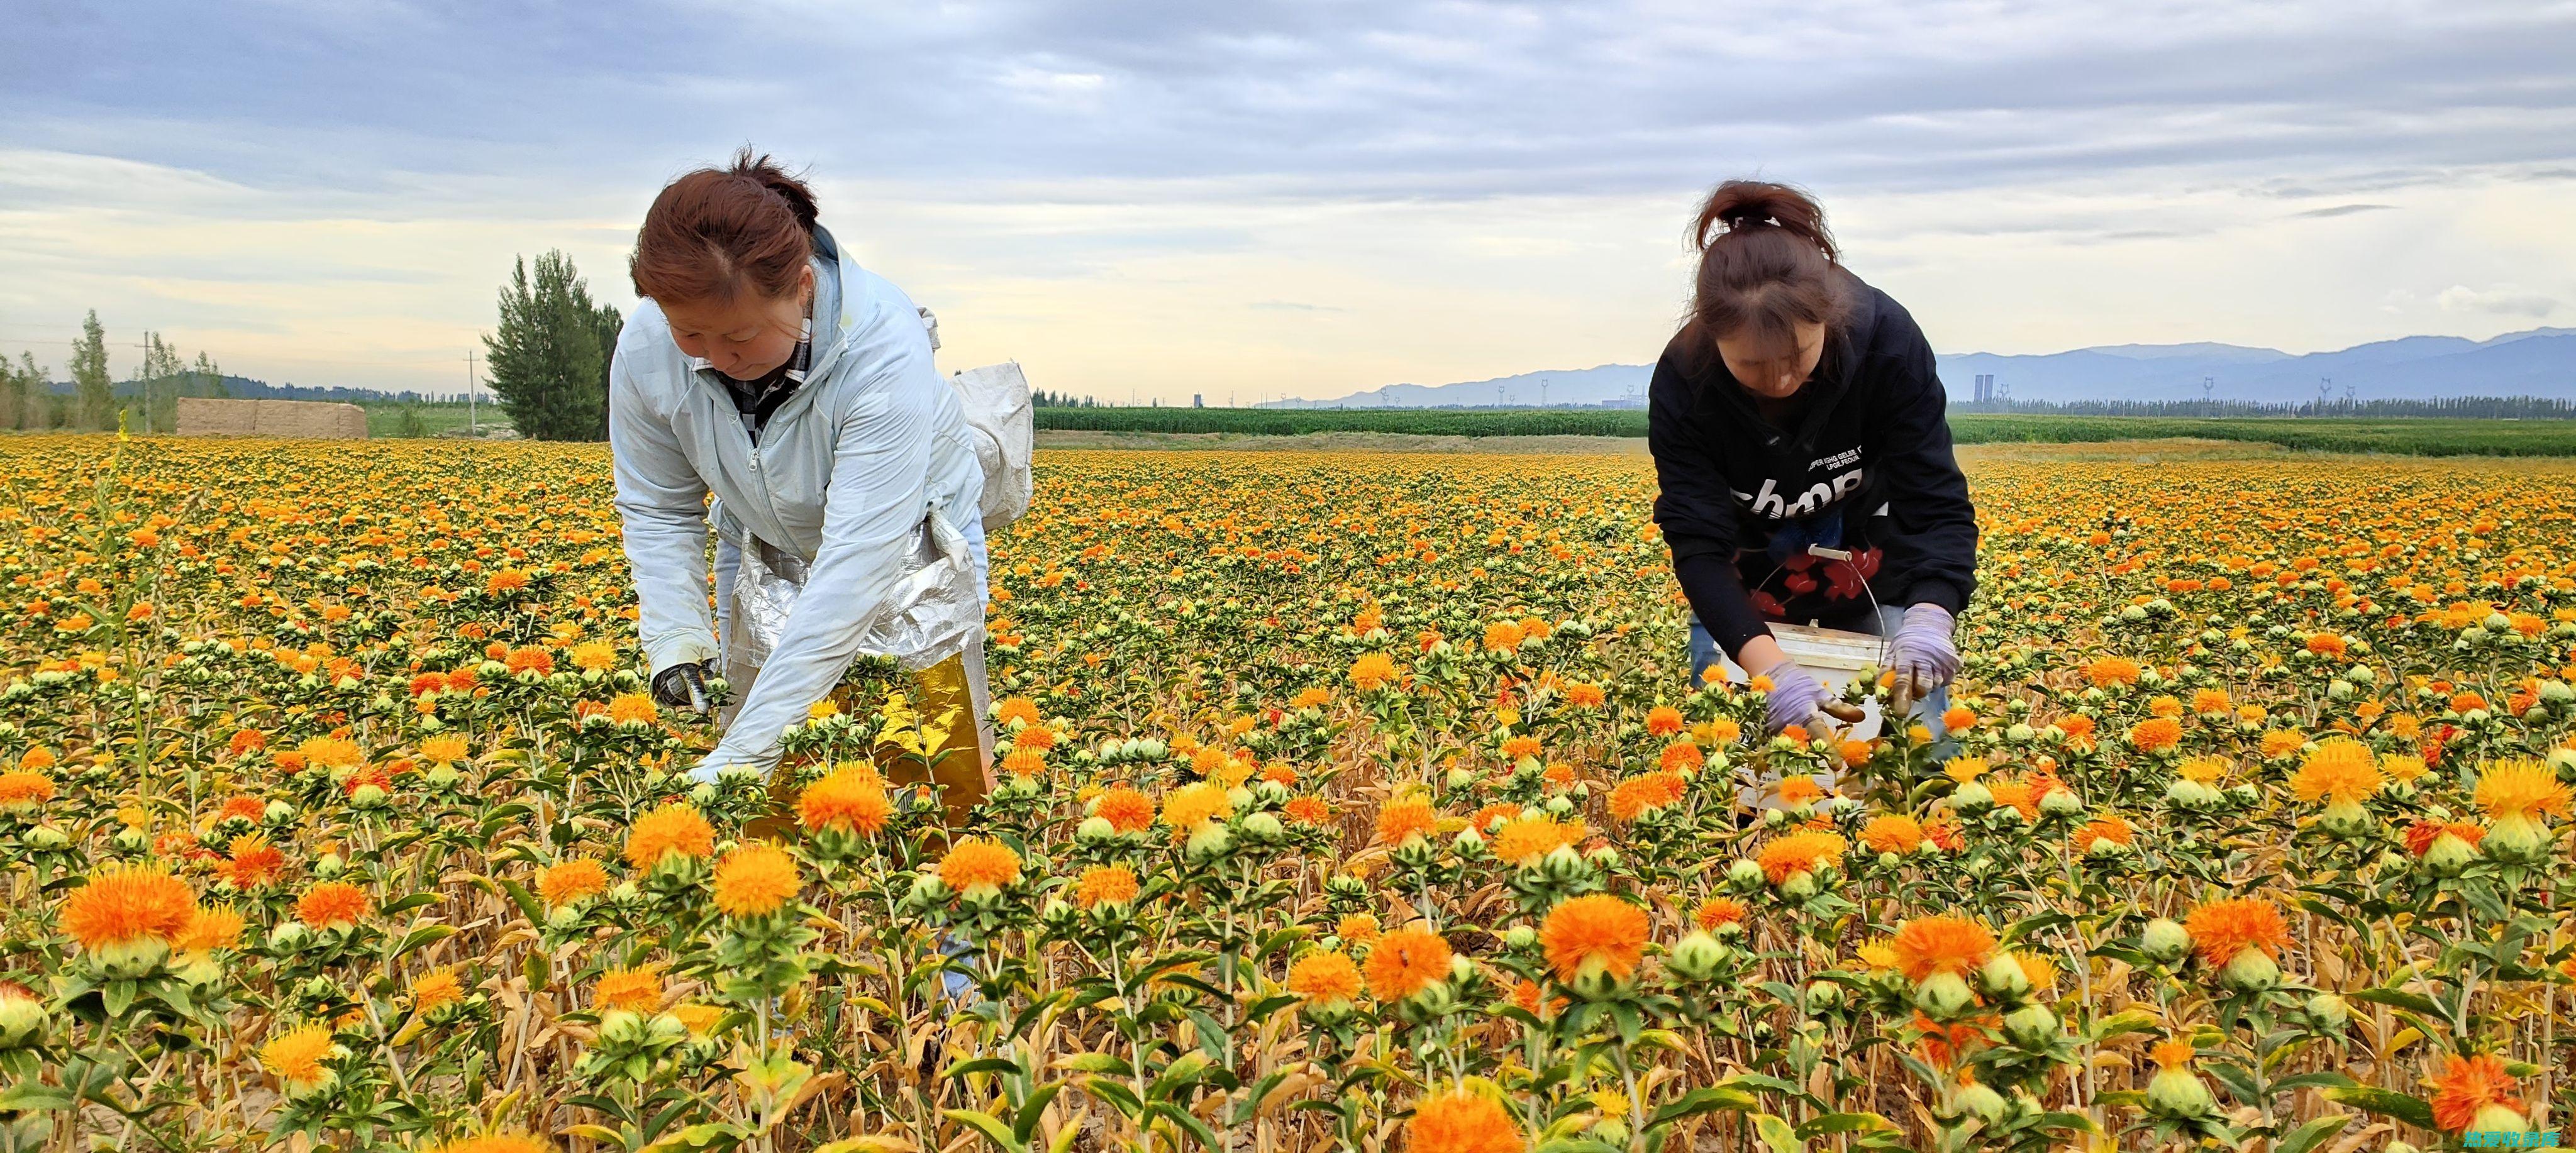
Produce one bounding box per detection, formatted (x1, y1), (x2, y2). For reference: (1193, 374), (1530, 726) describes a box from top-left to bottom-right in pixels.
(1, 312), (226, 432)
(1948, 394), (2576, 419)
(6, 250), (615, 441)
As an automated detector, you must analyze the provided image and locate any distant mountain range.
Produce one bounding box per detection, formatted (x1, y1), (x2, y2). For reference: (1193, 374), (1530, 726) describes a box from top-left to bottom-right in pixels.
(1266, 326), (2576, 408)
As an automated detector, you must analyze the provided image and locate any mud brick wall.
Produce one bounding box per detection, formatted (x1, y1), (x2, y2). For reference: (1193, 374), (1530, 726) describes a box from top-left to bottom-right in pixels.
(177, 399), (370, 439)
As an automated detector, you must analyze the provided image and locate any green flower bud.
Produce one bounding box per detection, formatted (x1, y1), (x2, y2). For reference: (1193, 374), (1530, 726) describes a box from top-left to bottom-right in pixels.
(0, 990), (45, 1048)
(1914, 971), (1976, 1018)
(2145, 1066), (2214, 1118)
(2303, 992), (2348, 1034)
(2140, 918), (2190, 964)
(2221, 947), (2280, 991)
(1951, 1081), (2006, 1123)
(2484, 814), (2554, 864)
(1980, 953), (2031, 999)
(2003, 1004), (2058, 1048)
(1667, 930), (1726, 982)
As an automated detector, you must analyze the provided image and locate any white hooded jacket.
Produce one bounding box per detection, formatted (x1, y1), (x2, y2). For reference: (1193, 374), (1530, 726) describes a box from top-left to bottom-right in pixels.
(609, 224), (987, 771)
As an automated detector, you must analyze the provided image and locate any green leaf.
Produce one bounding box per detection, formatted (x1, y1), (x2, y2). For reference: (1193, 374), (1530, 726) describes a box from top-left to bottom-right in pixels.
(1751, 1112), (1804, 1153)
(1014, 1083), (1063, 1144)
(2270, 1071), (2359, 1093)
(494, 880), (551, 921)
(380, 891), (442, 917)
(2274, 1113), (2354, 1153)
(943, 1057), (1024, 1081)
(1147, 1051), (1210, 1103)
(1143, 1101), (1219, 1152)
(2033, 1112), (2101, 1135)
(1077, 1076), (1143, 1117)
(0, 1083), (77, 1113)
(2321, 1086), (2435, 1133)
(2343, 986), (2442, 1017)
(1647, 1086), (1758, 1128)
(941, 1108), (1024, 1153)
(1794, 1112), (1892, 1140)
(394, 924), (457, 960)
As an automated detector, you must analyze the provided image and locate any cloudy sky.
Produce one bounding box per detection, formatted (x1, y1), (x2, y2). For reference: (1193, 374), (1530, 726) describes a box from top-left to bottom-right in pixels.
(4, 0), (2573, 401)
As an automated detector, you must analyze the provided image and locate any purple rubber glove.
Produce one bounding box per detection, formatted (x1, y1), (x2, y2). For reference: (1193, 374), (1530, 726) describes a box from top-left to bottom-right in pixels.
(1755, 657), (1834, 735)
(1887, 603), (1960, 713)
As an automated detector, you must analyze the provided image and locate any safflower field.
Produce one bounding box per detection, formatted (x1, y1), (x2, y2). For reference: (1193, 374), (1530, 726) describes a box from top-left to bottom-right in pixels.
(3, 436), (2572, 1153)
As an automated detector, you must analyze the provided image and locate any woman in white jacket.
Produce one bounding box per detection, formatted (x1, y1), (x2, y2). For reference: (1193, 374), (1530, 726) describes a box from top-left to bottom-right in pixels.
(611, 150), (990, 810)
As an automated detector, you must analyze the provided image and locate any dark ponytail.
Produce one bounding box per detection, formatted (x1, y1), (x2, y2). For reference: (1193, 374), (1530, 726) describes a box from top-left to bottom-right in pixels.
(1686, 180), (1849, 348)
(630, 147), (819, 306)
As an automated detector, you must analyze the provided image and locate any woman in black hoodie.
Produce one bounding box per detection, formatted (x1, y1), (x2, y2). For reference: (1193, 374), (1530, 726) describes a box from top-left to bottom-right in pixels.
(1649, 180), (1977, 737)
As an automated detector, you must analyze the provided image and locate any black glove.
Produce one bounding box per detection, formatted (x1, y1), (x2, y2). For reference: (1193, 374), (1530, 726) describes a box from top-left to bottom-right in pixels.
(651, 661), (713, 714)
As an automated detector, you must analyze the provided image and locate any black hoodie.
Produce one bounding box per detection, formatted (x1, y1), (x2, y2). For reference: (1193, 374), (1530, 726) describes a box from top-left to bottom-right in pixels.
(1648, 271), (1977, 661)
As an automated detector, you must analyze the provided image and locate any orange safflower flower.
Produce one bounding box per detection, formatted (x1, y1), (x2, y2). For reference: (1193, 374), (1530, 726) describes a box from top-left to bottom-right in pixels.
(173, 904), (247, 954)
(223, 834), (289, 889)
(1889, 915), (1995, 982)
(1645, 705), (1685, 737)
(1858, 814), (1925, 854)
(1606, 771), (1685, 822)
(409, 968), (465, 1014)
(2072, 817), (2133, 853)
(2289, 739), (2382, 806)
(1348, 653), (1398, 692)
(1694, 896), (1747, 930)
(1075, 865), (1140, 909)
(1285, 949), (1363, 1005)
(61, 863), (196, 951)
(2128, 717), (2182, 753)
(1756, 830), (1847, 885)
(710, 842), (800, 917)
(797, 766), (892, 834)
(937, 838), (1022, 895)
(2183, 897), (2290, 967)
(1404, 1088), (1523, 1153)
(1284, 795), (1331, 825)
(1375, 796), (1438, 845)
(1095, 786), (1156, 832)
(1162, 782), (1232, 830)
(594, 964), (663, 1013)
(623, 802), (715, 869)
(1538, 894), (1648, 984)
(0, 771), (52, 808)
(1491, 815), (1584, 867)
(2429, 1052), (2525, 1135)
(2083, 656), (2141, 687)
(2473, 758), (2570, 821)
(296, 881), (369, 929)
(537, 858), (610, 907)
(259, 1023), (336, 1091)
(1337, 913), (1382, 946)
(2402, 819), (2485, 856)
(1362, 926), (1452, 1001)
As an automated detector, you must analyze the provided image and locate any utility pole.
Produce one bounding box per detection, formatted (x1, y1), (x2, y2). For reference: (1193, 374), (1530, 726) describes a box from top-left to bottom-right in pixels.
(1541, 377), (1550, 407)
(466, 350), (478, 435)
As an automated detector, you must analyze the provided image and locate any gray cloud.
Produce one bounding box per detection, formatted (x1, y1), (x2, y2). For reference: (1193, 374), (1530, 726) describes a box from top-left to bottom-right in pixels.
(2292, 204), (2398, 218)
(5, 1), (2573, 208)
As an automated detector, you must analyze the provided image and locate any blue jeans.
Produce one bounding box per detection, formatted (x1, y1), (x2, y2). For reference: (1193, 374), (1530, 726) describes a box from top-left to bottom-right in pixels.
(1690, 605), (1955, 756)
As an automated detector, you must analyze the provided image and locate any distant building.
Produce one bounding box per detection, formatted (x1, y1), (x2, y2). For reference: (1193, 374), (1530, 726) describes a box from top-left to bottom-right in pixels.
(1193, 394), (1204, 408)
